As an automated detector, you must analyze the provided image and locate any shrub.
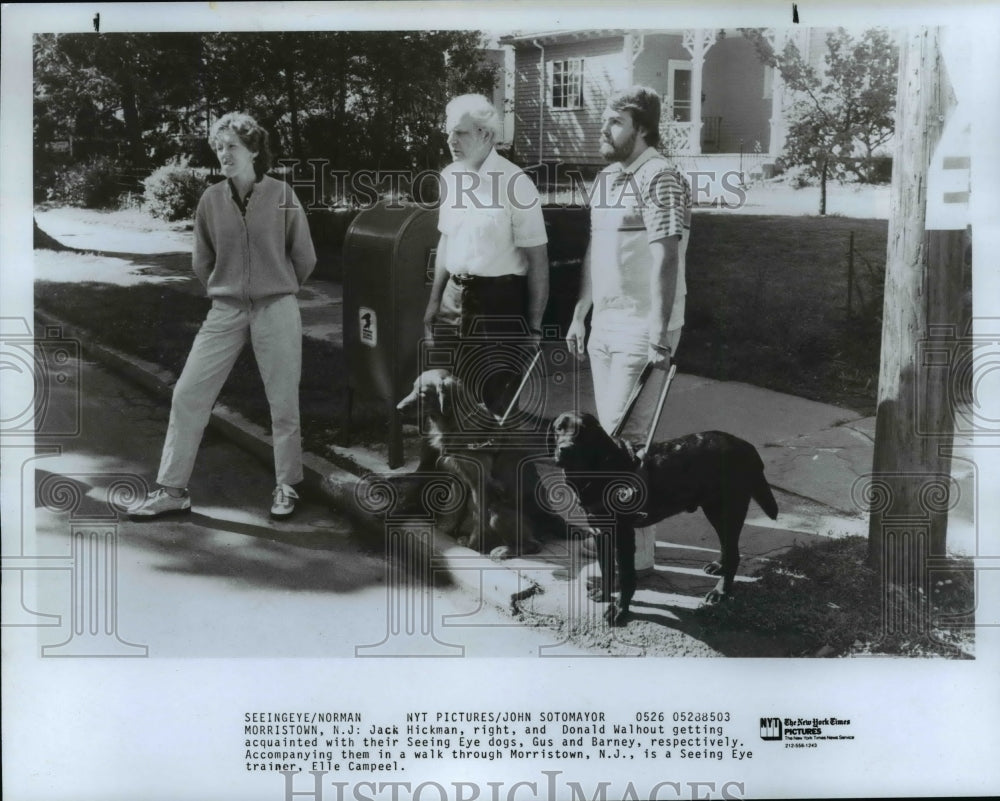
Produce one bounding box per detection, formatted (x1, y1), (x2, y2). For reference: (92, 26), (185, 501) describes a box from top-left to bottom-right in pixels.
(785, 164), (815, 189)
(143, 157), (208, 221)
(51, 155), (123, 208)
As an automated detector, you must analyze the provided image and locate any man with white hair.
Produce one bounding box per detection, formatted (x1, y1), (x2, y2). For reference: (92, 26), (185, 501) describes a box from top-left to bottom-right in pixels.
(422, 93), (549, 420)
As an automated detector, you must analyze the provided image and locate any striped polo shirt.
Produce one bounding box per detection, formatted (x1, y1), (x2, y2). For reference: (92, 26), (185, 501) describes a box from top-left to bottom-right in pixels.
(589, 147), (691, 333)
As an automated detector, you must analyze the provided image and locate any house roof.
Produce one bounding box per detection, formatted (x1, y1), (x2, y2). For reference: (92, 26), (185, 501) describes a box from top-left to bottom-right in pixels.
(499, 28), (755, 48)
(499, 30), (629, 47)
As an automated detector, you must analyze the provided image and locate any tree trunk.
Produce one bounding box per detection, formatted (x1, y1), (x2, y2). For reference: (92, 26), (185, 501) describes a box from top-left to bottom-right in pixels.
(120, 74), (145, 166)
(335, 44), (347, 170)
(285, 64), (301, 162)
(819, 157), (828, 215)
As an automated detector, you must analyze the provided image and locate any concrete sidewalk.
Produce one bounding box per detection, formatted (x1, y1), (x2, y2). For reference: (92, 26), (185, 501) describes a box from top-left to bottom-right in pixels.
(33, 208), (977, 651)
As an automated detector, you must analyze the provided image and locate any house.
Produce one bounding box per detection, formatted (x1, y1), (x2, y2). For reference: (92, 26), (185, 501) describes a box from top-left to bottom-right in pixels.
(500, 27), (827, 188)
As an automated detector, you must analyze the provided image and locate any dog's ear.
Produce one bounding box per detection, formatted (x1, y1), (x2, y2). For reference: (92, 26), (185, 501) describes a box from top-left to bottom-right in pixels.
(437, 374), (457, 418)
(579, 413), (607, 442)
(396, 383), (420, 412)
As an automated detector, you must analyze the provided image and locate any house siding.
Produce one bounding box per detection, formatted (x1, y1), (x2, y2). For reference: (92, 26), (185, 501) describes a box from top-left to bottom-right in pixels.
(632, 32), (688, 91)
(509, 27), (832, 169)
(513, 36), (624, 168)
(702, 35), (771, 153)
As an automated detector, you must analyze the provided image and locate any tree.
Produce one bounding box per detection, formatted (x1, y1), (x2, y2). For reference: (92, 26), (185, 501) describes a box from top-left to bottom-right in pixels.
(743, 28), (899, 214)
(34, 33), (203, 167)
(35, 30), (499, 188)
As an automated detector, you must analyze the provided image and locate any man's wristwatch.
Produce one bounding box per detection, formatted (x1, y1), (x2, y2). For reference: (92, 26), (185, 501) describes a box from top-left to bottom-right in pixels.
(651, 343), (672, 355)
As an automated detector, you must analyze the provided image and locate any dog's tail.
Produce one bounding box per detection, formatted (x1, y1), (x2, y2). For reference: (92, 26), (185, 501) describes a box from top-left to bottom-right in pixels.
(751, 470), (779, 520)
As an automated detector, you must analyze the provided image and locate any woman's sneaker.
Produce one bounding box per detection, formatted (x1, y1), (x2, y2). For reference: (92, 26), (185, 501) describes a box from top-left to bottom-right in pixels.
(127, 487), (191, 520)
(271, 484), (299, 519)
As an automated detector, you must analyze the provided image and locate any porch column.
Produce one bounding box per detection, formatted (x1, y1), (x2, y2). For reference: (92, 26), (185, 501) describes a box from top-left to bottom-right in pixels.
(624, 32), (645, 86)
(683, 29), (718, 154)
(765, 28), (788, 157)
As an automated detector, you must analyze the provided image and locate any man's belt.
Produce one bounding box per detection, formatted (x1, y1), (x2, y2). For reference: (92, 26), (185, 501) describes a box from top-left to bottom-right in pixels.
(449, 273), (524, 286)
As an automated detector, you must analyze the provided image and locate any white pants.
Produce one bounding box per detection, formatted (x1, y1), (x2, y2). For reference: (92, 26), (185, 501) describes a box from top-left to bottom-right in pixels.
(588, 325), (683, 440)
(157, 295), (304, 489)
(588, 324), (683, 571)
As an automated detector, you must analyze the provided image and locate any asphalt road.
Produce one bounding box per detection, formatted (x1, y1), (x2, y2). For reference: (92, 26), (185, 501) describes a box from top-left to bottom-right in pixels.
(26, 354), (589, 658)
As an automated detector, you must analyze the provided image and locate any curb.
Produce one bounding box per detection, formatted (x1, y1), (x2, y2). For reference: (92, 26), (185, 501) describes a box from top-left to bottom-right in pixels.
(34, 307), (536, 619)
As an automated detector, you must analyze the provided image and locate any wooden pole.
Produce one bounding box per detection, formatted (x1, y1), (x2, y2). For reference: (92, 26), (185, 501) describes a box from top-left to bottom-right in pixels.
(868, 28), (963, 600)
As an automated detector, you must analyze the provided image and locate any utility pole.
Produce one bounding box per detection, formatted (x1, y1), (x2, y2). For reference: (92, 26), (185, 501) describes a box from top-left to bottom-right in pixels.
(868, 27), (967, 633)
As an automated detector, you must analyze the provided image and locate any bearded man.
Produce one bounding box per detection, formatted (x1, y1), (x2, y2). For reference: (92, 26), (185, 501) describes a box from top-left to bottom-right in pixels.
(565, 86), (692, 571)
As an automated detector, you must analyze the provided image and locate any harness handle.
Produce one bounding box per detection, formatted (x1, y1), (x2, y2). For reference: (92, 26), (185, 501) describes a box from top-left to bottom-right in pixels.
(611, 362), (654, 439)
(643, 363), (677, 455)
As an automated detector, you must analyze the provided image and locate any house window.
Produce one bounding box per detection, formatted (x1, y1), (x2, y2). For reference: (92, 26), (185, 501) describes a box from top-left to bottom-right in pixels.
(762, 65), (774, 100)
(550, 59), (584, 109)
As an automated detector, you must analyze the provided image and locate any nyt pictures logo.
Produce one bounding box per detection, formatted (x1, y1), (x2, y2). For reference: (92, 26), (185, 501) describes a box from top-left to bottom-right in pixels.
(759, 716), (853, 742)
(759, 717), (783, 741)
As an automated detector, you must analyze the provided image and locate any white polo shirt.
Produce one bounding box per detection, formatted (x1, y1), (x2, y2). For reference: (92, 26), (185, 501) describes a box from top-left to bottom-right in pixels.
(590, 147), (691, 334)
(438, 149), (548, 277)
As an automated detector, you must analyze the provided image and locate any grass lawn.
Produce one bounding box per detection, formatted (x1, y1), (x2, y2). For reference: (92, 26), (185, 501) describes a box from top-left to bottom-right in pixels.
(694, 536), (974, 658)
(680, 214), (887, 415)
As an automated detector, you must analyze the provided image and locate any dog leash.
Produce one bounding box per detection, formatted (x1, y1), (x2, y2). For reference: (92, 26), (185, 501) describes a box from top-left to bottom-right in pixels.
(466, 348), (543, 451)
(499, 349), (543, 428)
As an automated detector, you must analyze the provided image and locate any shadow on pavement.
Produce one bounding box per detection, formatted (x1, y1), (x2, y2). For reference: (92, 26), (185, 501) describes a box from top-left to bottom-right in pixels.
(120, 510), (393, 594)
(624, 598), (801, 658)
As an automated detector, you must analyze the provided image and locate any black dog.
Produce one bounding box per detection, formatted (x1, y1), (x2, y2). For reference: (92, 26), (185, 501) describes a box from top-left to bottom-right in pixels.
(549, 411), (779, 624)
(397, 370), (561, 558)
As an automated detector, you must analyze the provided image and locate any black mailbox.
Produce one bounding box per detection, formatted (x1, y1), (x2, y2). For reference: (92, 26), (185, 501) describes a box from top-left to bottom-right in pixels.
(540, 206), (588, 335)
(343, 202), (438, 468)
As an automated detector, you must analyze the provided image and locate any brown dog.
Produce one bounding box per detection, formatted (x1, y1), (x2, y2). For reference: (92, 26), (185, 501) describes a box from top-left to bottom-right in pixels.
(549, 411), (779, 624)
(397, 370), (561, 558)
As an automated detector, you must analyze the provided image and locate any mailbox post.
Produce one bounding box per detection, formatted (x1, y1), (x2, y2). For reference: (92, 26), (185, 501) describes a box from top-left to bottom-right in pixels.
(343, 202), (438, 468)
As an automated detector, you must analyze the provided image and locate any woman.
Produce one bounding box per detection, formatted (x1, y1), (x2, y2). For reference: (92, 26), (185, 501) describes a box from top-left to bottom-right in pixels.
(128, 112), (316, 520)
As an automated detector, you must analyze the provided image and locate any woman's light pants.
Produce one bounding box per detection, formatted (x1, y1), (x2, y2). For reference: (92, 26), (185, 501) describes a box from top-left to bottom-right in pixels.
(157, 295), (304, 490)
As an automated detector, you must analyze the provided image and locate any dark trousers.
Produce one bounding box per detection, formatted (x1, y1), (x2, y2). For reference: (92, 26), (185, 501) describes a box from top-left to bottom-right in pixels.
(434, 273), (530, 419)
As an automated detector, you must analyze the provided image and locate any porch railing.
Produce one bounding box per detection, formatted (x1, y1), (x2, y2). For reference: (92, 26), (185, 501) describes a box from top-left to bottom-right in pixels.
(659, 120), (696, 155)
(658, 117), (723, 155)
